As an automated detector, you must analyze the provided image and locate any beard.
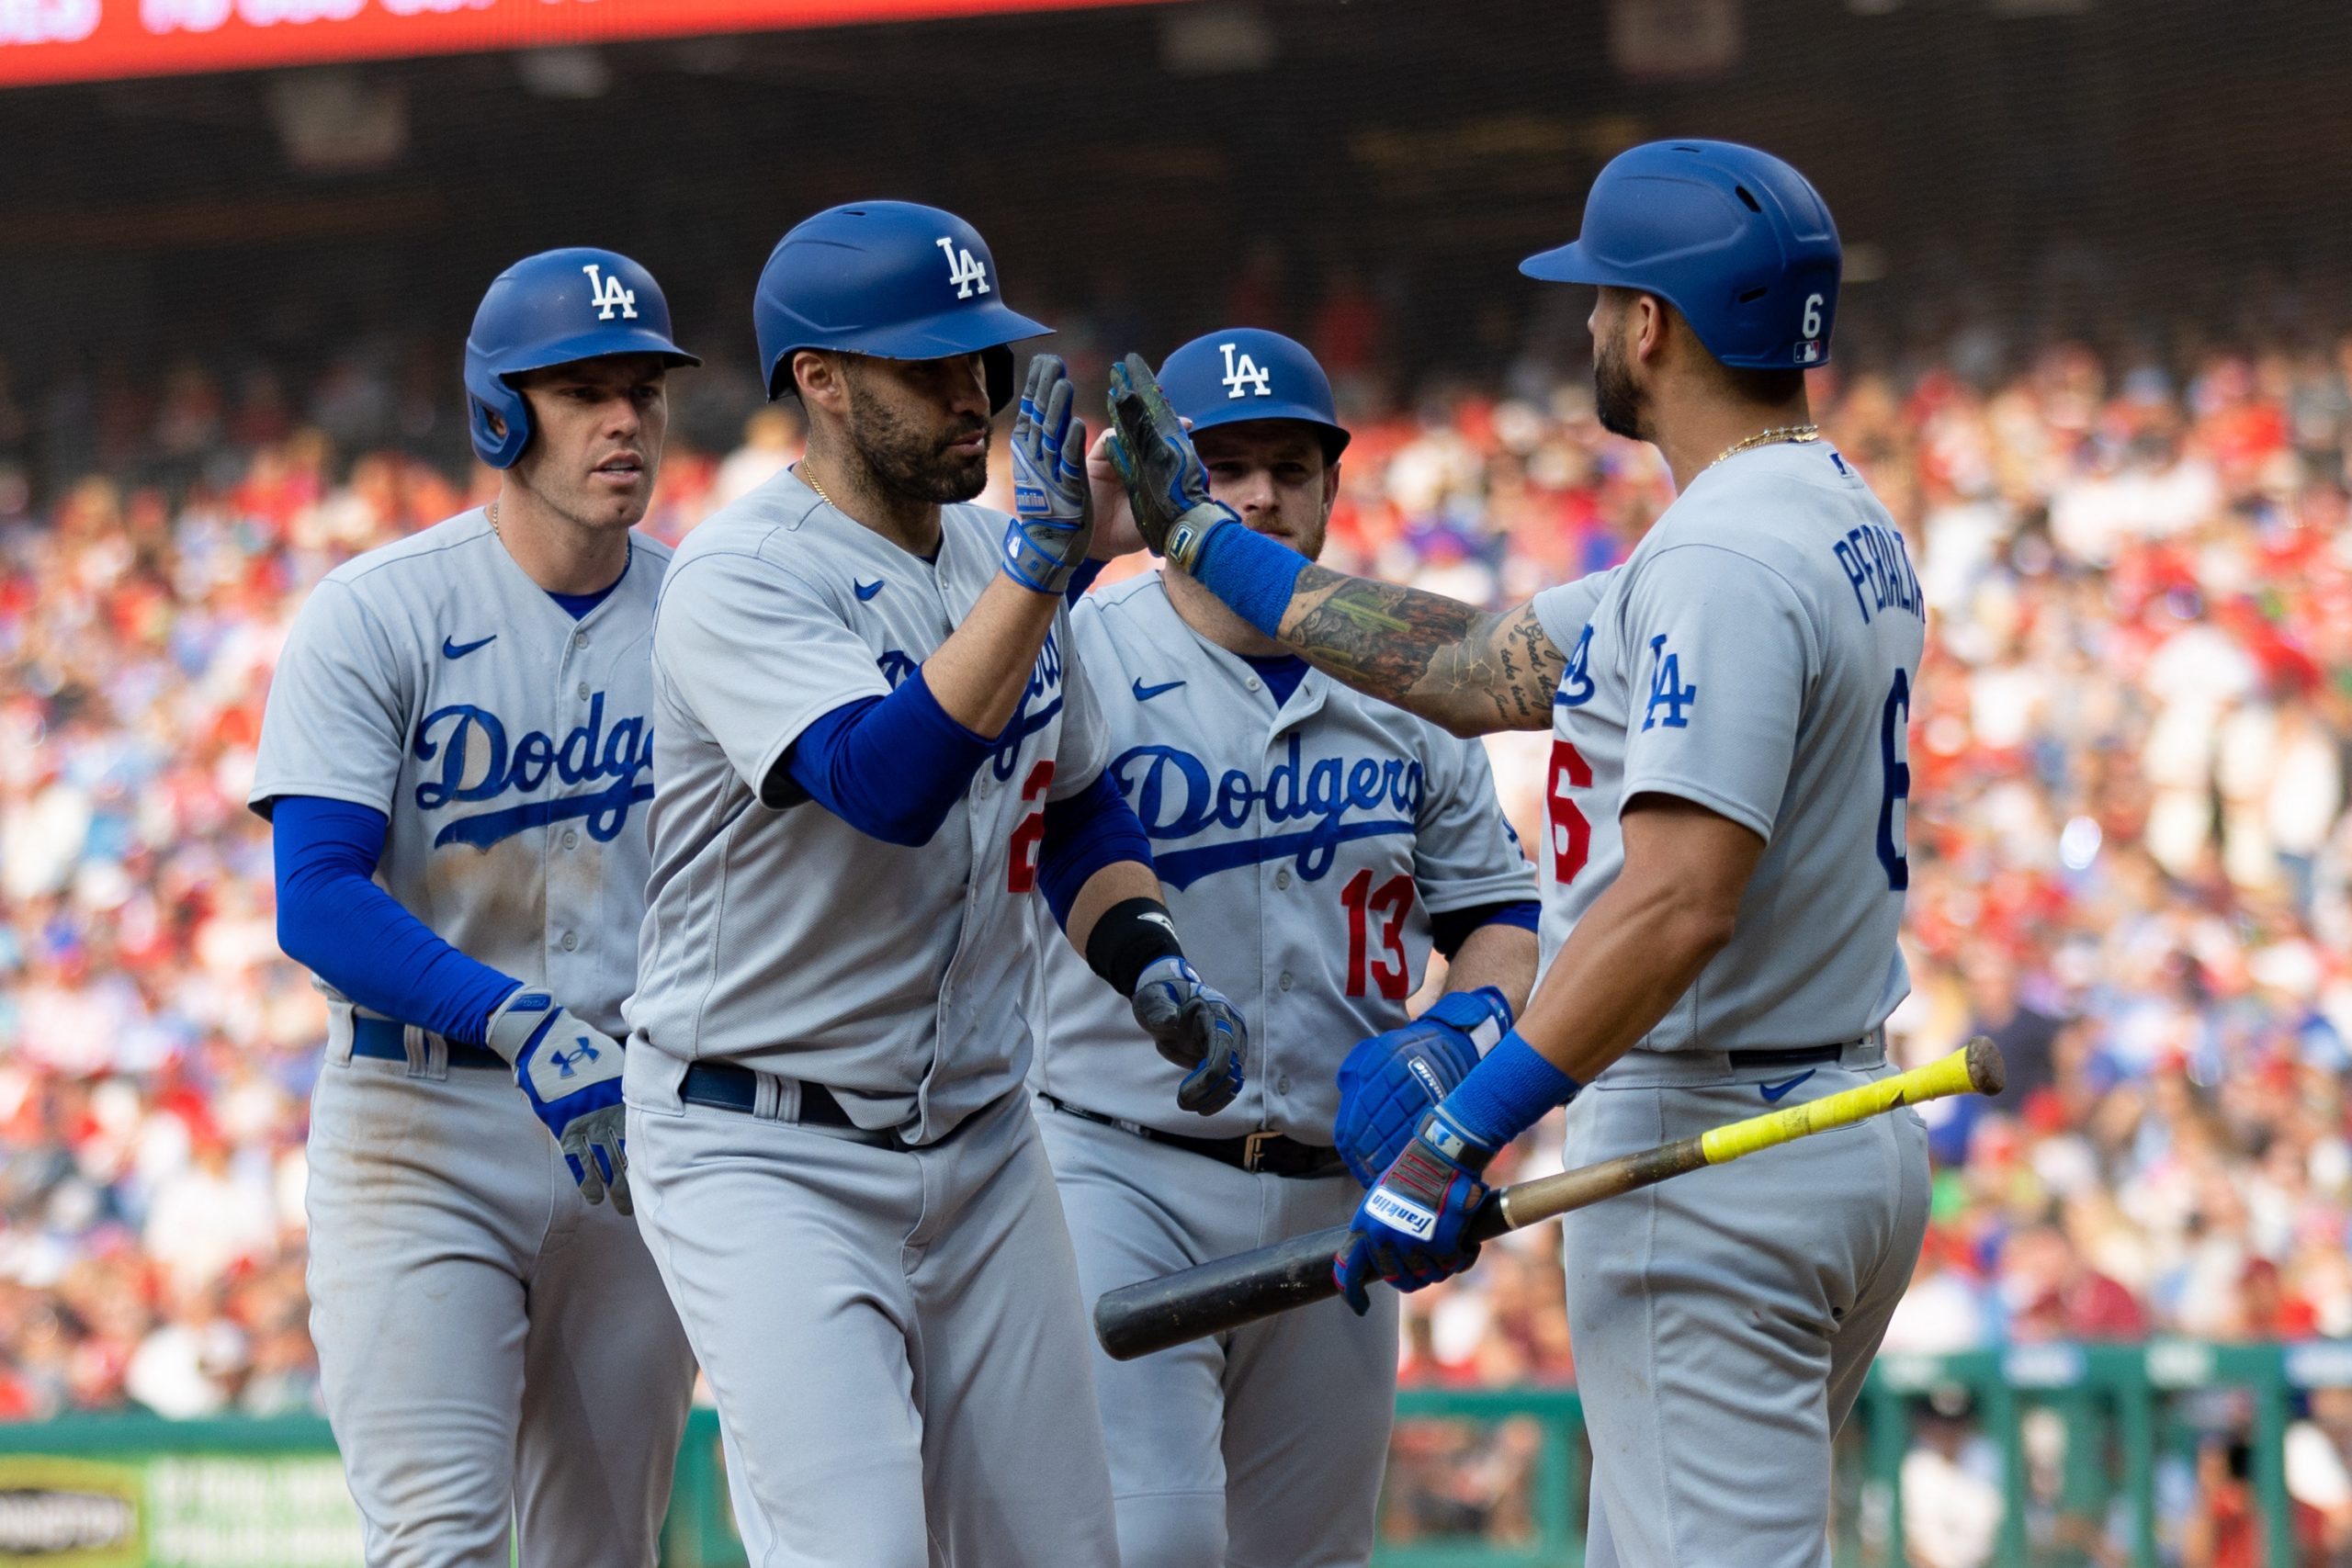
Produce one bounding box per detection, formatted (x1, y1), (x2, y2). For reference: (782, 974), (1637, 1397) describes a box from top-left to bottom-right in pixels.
(1592, 327), (1648, 443)
(842, 372), (990, 504)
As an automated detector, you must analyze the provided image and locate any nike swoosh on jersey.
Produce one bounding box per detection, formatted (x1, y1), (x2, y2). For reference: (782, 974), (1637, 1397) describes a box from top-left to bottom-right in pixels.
(442, 635), (497, 660)
(1758, 1070), (1815, 1104)
(854, 579), (886, 601)
(1131, 678), (1186, 702)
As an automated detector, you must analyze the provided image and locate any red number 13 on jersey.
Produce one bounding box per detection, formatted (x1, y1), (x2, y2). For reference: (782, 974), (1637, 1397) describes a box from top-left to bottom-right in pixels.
(1546, 739), (1592, 885)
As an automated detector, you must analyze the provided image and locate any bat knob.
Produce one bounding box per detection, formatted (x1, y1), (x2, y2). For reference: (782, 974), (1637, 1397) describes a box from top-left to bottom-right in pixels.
(1963, 1035), (2007, 1098)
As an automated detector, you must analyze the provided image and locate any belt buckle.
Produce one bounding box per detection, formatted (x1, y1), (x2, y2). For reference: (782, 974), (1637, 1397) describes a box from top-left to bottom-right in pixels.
(1240, 1130), (1276, 1173)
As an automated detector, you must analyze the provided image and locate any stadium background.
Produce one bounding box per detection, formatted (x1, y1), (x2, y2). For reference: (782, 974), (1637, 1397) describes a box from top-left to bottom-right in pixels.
(5, 0), (2352, 1562)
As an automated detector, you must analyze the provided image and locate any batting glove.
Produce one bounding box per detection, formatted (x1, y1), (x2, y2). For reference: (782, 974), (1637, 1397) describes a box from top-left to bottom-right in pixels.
(1001, 354), (1095, 594)
(1333, 1104), (1497, 1315)
(1333, 987), (1513, 1188)
(1103, 353), (1241, 572)
(1130, 954), (1247, 1116)
(485, 987), (632, 1214)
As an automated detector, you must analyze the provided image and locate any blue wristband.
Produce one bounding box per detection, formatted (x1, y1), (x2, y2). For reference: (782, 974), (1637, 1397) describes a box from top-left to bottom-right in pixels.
(1191, 521), (1311, 640)
(1440, 1031), (1580, 1150)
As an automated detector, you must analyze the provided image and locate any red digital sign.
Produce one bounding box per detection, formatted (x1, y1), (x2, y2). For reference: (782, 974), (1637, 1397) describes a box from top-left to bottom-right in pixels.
(0, 0), (1168, 88)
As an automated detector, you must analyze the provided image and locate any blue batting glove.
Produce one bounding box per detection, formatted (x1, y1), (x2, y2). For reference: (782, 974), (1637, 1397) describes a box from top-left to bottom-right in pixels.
(485, 987), (631, 1214)
(1130, 954), (1247, 1115)
(1103, 353), (1241, 572)
(1333, 987), (1513, 1188)
(1001, 355), (1094, 594)
(1333, 1104), (1497, 1315)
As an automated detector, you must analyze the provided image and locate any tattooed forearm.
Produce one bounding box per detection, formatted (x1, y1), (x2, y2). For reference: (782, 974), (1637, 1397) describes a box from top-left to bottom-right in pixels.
(1278, 566), (1565, 734)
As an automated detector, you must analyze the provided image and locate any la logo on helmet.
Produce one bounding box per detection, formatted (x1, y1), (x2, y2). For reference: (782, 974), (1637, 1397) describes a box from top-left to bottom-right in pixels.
(936, 237), (990, 299)
(1219, 343), (1272, 399)
(582, 264), (638, 321)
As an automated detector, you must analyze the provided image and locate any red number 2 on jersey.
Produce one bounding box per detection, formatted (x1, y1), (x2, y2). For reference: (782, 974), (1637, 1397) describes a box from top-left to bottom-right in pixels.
(1342, 869), (1417, 999)
(1547, 739), (1592, 885)
(1006, 761), (1056, 893)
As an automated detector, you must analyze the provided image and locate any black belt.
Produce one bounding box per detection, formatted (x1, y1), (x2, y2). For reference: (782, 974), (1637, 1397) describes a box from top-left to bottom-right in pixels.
(1041, 1094), (1347, 1179)
(351, 1018), (505, 1070)
(680, 1062), (909, 1150)
(1733, 1042), (1849, 1069)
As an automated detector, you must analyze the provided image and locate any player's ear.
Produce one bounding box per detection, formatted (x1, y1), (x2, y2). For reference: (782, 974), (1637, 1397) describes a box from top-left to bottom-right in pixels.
(486, 411), (507, 438)
(1633, 294), (1669, 366)
(792, 350), (849, 416)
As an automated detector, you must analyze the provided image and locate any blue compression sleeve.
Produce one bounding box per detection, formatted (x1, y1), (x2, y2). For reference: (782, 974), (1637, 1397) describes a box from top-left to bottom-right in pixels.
(1429, 898), (1542, 960)
(783, 668), (996, 847)
(1036, 771), (1152, 930)
(1442, 1032), (1582, 1148)
(271, 795), (522, 1044)
(1191, 523), (1312, 639)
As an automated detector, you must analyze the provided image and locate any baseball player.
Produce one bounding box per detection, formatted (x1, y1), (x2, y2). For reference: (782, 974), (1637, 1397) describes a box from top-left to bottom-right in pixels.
(1033, 327), (1541, 1568)
(251, 249), (699, 1566)
(622, 201), (1247, 1568)
(1105, 141), (1933, 1568)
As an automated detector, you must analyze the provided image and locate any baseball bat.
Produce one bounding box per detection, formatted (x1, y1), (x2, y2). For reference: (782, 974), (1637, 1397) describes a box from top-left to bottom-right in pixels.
(1093, 1036), (2004, 1361)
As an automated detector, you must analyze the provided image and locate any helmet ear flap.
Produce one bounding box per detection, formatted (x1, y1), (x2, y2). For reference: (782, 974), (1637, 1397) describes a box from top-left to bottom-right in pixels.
(982, 345), (1015, 414)
(469, 382), (531, 469)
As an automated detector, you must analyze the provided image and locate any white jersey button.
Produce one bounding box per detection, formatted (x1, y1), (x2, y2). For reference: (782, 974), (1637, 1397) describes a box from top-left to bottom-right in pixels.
(561, 830), (579, 851)
(573, 631), (589, 649)
(1274, 869), (1292, 890)
(560, 931), (579, 952)
(1244, 676), (1261, 692)
(577, 682), (591, 700)
(1277, 971), (1293, 991)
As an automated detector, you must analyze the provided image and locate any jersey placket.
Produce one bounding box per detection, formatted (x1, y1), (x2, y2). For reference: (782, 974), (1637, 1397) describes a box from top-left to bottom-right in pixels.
(1245, 668), (1330, 1135)
(547, 605), (608, 1011)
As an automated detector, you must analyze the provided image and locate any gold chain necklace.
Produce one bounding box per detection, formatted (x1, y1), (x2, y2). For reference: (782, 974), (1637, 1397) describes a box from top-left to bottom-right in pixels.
(487, 498), (501, 537)
(1708, 423), (1822, 473)
(797, 462), (838, 512)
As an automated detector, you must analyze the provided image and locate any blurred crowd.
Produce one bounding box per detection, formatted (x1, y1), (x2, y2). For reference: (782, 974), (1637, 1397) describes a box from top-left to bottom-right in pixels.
(1, 315), (2350, 1469)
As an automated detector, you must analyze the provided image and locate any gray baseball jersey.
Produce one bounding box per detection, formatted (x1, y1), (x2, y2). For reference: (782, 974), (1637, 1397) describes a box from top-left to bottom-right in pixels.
(1032, 570), (1535, 1141)
(623, 467), (1123, 1565)
(1527, 438), (1933, 1568)
(1030, 570), (1532, 1568)
(251, 509), (693, 1568)
(624, 466), (1108, 1144)
(252, 508), (660, 1039)
(1530, 439), (1923, 1053)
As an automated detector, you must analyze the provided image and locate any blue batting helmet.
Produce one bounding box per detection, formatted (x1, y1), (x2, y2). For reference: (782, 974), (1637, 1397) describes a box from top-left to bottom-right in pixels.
(1520, 140), (1842, 370)
(1157, 328), (1351, 459)
(753, 200), (1051, 413)
(464, 247), (699, 469)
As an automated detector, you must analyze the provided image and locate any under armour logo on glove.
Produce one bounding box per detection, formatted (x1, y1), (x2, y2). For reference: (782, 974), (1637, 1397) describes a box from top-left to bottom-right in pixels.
(484, 987), (634, 1213)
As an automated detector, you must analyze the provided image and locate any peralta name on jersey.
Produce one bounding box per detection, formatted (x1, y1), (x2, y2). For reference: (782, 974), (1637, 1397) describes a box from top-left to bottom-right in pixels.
(1832, 521), (1925, 625)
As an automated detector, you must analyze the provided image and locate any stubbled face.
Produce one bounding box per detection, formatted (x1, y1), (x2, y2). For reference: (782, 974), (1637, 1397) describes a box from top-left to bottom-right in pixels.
(508, 354), (670, 530)
(1589, 288), (1650, 443)
(839, 352), (993, 504)
(1193, 420), (1340, 562)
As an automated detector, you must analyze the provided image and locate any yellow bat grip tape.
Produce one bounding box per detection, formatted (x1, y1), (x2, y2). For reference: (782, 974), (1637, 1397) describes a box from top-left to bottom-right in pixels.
(1698, 1047), (1977, 1166)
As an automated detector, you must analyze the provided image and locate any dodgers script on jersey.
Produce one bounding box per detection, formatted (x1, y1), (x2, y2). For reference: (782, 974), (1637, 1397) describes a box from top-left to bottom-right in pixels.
(626, 468), (1108, 1144)
(1034, 574), (1533, 1140)
(251, 511), (666, 1039)
(1530, 440), (1925, 1053)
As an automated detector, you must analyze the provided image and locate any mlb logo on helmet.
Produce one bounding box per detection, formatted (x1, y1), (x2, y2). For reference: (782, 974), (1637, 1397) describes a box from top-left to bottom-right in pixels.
(1219, 343), (1272, 399)
(935, 237), (990, 300)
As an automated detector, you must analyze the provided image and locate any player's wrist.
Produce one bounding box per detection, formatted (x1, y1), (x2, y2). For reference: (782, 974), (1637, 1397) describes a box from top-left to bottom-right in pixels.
(1185, 513), (1309, 639)
(1440, 1032), (1580, 1150)
(482, 982), (553, 1066)
(1085, 897), (1186, 997)
(1421, 987), (1514, 1055)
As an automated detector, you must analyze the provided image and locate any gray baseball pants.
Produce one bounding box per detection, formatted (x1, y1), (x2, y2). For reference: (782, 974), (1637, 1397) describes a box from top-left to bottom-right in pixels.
(1560, 1042), (1931, 1568)
(1038, 1100), (1396, 1568)
(627, 1070), (1121, 1568)
(305, 1042), (695, 1568)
